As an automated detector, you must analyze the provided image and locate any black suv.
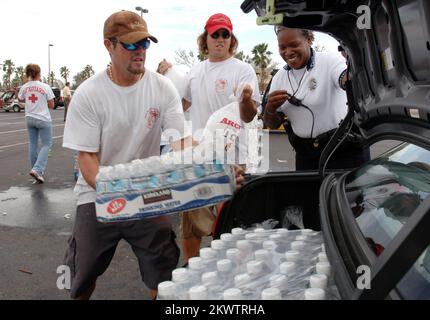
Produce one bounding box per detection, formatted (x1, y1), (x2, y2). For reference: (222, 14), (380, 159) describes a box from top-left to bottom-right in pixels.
(51, 87), (64, 109)
(214, 0), (430, 300)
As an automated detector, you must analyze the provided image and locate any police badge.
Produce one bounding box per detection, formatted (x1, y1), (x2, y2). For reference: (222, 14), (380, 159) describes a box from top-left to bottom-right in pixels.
(309, 78), (317, 90)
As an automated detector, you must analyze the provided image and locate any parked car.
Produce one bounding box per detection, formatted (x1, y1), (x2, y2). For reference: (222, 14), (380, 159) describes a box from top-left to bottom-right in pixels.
(0, 89), (24, 112)
(214, 0), (430, 300)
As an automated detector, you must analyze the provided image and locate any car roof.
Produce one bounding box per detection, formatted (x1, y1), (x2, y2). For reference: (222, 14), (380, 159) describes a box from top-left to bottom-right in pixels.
(242, 0), (430, 148)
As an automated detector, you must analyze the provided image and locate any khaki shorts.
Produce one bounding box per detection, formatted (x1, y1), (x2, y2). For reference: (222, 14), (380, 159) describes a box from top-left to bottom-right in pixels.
(181, 205), (220, 239)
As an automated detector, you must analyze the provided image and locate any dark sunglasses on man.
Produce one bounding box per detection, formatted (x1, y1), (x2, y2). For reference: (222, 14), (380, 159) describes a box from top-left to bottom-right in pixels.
(210, 30), (231, 39)
(110, 38), (151, 51)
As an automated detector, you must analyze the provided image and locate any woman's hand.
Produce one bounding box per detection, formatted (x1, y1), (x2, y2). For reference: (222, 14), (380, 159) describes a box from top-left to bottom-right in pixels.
(266, 90), (290, 113)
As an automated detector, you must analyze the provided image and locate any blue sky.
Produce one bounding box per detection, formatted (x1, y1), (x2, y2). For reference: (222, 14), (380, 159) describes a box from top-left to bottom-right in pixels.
(1, 0), (340, 81)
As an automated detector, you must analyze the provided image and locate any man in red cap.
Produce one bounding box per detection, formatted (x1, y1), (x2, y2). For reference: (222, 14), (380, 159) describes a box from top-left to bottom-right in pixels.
(62, 10), (188, 300)
(158, 13), (260, 262)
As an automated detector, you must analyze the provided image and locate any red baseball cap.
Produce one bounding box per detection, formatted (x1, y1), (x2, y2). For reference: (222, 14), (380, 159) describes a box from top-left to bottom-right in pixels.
(205, 13), (233, 35)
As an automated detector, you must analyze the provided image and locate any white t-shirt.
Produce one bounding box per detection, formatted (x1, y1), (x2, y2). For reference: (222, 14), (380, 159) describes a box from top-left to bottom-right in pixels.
(63, 69), (186, 205)
(18, 81), (55, 122)
(184, 57), (260, 137)
(270, 51), (347, 138)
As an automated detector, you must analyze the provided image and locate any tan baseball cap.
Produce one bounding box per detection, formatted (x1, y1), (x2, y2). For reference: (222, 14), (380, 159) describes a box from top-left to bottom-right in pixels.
(103, 10), (158, 44)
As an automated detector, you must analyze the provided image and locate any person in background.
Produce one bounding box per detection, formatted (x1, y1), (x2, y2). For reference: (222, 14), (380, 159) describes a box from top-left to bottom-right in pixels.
(264, 27), (369, 170)
(18, 64), (55, 184)
(157, 13), (260, 262)
(62, 81), (72, 122)
(62, 10), (188, 300)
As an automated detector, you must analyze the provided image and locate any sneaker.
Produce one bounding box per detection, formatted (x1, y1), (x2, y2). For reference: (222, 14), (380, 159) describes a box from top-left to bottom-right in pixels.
(30, 170), (45, 183)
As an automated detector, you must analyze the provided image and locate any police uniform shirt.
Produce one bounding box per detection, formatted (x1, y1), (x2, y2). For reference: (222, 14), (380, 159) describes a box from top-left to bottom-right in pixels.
(269, 50), (347, 138)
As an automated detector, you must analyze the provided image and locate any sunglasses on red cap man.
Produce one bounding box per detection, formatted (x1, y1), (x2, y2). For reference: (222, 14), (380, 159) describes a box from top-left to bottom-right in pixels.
(205, 13), (233, 36)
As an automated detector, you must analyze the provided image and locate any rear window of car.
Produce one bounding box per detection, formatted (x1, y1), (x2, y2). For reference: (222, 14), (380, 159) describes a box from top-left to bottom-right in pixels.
(344, 142), (430, 299)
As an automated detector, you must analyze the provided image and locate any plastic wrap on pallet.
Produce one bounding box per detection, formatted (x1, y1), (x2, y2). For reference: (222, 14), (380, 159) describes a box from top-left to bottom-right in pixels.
(159, 219), (341, 300)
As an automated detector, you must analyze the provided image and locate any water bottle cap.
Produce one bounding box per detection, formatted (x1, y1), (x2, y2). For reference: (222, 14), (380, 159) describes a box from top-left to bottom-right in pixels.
(217, 259), (232, 272)
(220, 233), (234, 241)
(254, 228), (266, 233)
(285, 250), (300, 262)
(295, 235), (307, 241)
(291, 240), (305, 251)
(236, 240), (252, 251)
(269, 234), (283, 242)
(231, 228), (245, 236)
(234, 273), (251, 286)
(211, 240), (225, 250)
(316, 262), (332, 276)
(276, 228), (289, 236)
(280, 261), (296, 275)
(261, 287), (282, 300)
(226, 248), (240, 261)
(318, 252), (328, 263)
(171, 268), (189, 282)
(263, 240), (277, 250)
(189, 285), (208, 300)
(223, 288), (243, 300)
(269, 274), (288, 289)
(310, 274), (328, 289)
(188, 257), (204, 270)
(254, 249), (270, 261)
(247, 260), (263, 275)
(200, 248), (217, 260)
(201, 272), (218, 286)
(244, 233), (258, 240)
(305, 288), (326, 300)
(157, 281), (176, 296)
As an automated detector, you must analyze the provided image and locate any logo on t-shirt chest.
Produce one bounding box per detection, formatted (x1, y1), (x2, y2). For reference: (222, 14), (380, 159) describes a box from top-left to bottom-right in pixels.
(145, 108), (160, 129)
(215, 79), (228, 93)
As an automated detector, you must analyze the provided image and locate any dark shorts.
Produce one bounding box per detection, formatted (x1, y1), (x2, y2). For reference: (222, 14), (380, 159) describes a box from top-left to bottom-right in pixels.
(64, 203), (180, 298)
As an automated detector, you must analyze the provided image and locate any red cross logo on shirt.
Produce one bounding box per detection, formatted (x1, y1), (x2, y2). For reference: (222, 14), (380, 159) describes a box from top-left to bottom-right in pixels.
(28, 94), (38, 104)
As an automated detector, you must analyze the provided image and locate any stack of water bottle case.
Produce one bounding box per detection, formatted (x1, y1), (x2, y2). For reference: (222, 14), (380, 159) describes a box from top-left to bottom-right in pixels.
(157, 227), (340, 300)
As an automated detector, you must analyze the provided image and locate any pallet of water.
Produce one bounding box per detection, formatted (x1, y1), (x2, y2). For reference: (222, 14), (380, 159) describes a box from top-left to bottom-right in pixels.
(158, 227), (340, 300)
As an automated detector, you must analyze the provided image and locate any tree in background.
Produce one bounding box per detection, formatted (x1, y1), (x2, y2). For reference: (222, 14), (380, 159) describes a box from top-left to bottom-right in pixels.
(11, 66), (25, 88)
(48, 71), (56, 87)
(60, 66), (70, 85)
(73, 65), (95, 88)
(2, 59), (15, 89)
(174, 49), (206, 69)
(235, 51), (252, 64)
(250, 43), (276, 93)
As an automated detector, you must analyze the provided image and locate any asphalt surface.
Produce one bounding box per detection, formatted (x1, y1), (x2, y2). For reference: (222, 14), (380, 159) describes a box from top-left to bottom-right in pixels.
(0, 108), (399, 299)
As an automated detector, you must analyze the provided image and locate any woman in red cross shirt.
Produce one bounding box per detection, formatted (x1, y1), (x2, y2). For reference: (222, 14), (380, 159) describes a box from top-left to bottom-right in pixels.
(18, 64), (55, 183)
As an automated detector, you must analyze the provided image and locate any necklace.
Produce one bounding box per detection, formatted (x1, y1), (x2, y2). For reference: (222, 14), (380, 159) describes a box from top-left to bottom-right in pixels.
(107, 64), (143, 85)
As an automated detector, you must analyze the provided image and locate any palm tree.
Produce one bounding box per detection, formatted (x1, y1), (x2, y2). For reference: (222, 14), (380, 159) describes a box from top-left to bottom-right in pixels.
(251, 43), (273, 92)
(2, 59), (15, 89)
(48, 71), (56, 87)
(11, 66), (25, 88)
(60, 66), (70, 84)
(235, 51), (251, 64)
(83, 65), (94, 79)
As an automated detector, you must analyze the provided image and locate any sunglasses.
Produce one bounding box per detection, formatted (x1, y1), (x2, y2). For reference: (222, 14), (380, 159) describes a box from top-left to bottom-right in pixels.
(116, 38), (151, 51)
(210, 30), (231, 39)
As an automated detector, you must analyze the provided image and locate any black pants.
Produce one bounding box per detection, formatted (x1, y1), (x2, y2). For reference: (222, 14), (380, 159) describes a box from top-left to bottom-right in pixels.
(287, 126), (370, 171)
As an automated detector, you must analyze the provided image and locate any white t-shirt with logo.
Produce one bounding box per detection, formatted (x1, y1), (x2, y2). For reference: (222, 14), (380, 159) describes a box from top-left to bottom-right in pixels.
(270, 51), (347, 138)
(63, 70), (186, 205)
(184, 57), (260, 138)
(18, 81), (55, 122)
